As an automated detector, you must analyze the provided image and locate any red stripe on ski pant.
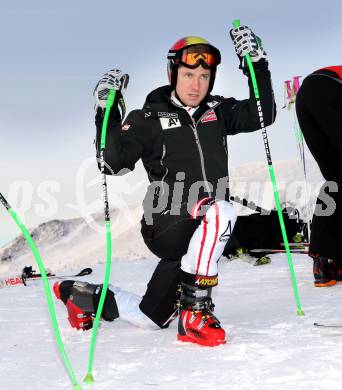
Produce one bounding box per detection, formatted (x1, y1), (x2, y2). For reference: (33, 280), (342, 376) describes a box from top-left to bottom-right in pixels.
(191, 197), (212, 219)
(206, 202), (220, 276)
(195, 216), (208, 276)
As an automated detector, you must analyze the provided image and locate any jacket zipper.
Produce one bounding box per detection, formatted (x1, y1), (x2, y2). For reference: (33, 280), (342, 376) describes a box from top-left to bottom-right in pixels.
(222, 135), (230, 187)
(168, 100), (222, 197)
(190, 119), (212, 196)
(190, 106), (224, 196)
(160, 143), (168, 195)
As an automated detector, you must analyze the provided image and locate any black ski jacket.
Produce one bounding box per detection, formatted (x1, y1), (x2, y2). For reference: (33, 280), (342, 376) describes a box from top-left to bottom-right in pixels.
(95, 65), (276, 223)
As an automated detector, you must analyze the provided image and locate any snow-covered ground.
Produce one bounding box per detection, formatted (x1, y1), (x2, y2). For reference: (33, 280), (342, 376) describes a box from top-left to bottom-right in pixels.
(1, 254), (342, 390)
(0, 158), (334, 389)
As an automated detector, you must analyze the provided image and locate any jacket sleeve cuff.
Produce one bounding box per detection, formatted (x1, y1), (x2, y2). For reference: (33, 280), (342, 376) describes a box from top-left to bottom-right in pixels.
(240, 58), (269, 75)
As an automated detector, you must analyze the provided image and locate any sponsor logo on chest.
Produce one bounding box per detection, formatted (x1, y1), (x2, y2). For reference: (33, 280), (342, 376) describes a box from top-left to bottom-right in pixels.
(158, 112), (178, 118)
(201, 110), (217, 123)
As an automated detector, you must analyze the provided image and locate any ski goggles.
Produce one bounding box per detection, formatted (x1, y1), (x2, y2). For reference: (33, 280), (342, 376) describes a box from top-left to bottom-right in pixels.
(171, 45), (221, 69)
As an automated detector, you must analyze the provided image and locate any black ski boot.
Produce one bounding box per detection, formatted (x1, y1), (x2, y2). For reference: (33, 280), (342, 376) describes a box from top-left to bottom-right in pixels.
(312, 255), (338, 287)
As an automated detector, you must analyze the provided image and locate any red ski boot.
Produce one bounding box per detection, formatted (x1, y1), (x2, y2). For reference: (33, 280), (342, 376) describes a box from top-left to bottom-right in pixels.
(53, 280), (119, 330)
(178, 307), (226, 347)
(177, 273), (226, 347)
(53, 281), (93, 330)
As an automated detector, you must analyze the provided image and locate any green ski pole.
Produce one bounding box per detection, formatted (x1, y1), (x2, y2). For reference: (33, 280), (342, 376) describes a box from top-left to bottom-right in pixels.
(0, 193), (82, 389)
(84, 89), (116, 384)
(232, 19), (304, 316)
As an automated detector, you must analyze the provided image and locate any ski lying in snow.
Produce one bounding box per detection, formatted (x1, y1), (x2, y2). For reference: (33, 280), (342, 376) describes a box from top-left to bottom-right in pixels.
(280, 242), (310, 248)
(250, 249), (308, 254)
(22, 266), (93, 285)
(314, 322), (342, 328)
(0, 267), (92, 289)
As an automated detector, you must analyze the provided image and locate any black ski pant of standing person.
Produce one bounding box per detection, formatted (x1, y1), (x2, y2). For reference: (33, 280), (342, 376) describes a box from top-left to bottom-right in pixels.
(296, 75), (342, 260)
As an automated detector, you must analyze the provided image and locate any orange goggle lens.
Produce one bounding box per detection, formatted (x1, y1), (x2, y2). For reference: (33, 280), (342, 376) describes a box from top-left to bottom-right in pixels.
(180, 50), (218, 68)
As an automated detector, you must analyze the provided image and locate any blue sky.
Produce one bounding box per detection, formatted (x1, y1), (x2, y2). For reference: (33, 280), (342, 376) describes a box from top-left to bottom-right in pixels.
(1, 0), (341, 246)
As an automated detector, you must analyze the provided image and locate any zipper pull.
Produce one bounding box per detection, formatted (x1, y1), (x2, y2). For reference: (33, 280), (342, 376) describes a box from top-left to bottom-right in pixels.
(190, 121), (199, 140)
(192, 128), (199, 142)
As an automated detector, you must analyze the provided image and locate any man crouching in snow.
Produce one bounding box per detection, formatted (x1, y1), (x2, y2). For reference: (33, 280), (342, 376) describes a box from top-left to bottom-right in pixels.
(54, 25), (276, 347)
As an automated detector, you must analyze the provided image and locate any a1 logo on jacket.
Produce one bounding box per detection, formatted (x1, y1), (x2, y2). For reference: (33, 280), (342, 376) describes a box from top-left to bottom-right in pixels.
(160, 117), (182, 130)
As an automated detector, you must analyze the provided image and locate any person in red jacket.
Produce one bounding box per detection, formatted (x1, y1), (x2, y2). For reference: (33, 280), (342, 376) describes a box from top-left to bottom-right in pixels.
(296, 66), (342, 287)
(54, 26), (276, 347)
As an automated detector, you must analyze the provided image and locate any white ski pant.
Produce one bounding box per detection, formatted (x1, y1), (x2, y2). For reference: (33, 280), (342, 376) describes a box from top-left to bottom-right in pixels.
(109, 285), (160, 330)
(181, 200), (236, 277)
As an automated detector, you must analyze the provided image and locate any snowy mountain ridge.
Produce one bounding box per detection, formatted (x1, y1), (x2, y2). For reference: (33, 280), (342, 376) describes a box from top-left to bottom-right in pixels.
(0, 217), (83, 262)
(0, 205), (152, 277)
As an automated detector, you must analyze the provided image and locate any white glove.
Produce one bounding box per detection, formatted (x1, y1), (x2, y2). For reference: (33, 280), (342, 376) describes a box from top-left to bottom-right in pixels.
(230, 25), (267, 65)
(93, 69), (129, 109)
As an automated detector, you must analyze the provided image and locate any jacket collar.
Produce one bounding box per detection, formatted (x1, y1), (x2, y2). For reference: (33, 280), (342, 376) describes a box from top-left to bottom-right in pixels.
(143, 85), (217, 108)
